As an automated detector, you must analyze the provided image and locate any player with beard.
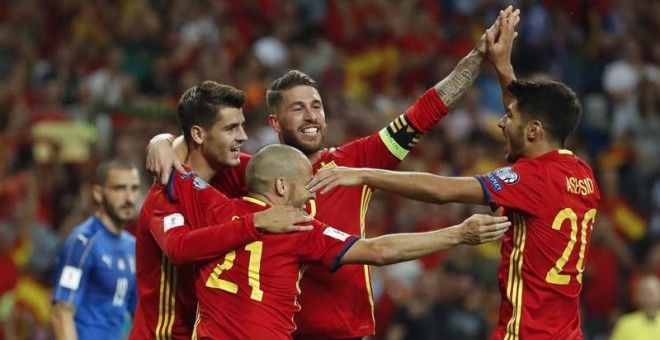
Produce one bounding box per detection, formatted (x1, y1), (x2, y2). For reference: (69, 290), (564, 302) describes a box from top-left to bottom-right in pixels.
(168, 144), (510, 339)
(145, 7), (520, 337)
(307, 10), (601, 339)
(130, 81), (311, 339)
(52, 160), (141, 340)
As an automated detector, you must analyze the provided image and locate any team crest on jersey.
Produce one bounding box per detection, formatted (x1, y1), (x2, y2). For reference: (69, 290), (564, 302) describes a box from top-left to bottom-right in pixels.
(193, 176), (209, 190)
(495, 167), (519, 184)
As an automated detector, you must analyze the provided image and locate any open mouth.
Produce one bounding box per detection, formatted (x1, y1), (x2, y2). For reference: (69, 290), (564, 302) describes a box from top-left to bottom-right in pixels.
(300, 126), (320, 136)
(230, 145), (242, 155)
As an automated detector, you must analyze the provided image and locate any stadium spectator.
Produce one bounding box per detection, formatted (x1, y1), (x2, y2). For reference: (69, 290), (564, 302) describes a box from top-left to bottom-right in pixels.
(610, 274), (660, 340)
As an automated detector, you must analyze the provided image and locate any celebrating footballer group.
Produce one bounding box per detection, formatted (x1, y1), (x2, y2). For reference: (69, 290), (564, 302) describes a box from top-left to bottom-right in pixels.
(119, 5), (601, 340)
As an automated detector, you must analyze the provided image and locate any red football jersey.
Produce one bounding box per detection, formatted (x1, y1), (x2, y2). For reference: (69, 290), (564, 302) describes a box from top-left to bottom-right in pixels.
(197, 90), (447, 338)
(476, 150), (601, 339)
(293, 88), (448, 338)
(130, 155), (256, 339)
(131, 185), (197, 339)
(169, 172), (359, 339)
(293, 133), (400, 338)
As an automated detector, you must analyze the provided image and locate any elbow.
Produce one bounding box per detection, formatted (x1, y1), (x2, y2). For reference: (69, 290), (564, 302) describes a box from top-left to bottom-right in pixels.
(368, 243), (403, 266)
(428, 186), (453, 204)
(423, 191), (447, 205)
(419, 183), (447, 204)
(166, 251), (188, 266)
(163, 247), (188, 266)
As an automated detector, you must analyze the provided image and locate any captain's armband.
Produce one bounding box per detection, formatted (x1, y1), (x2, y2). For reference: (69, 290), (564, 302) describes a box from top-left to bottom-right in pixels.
(378, 113), (421, 160)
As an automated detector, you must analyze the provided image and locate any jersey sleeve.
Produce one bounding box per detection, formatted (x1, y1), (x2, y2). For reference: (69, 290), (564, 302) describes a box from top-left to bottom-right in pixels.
(52, 233), (95, 307)
(405, 88), (449, 134)
(151, 170), (261, 265)
(295, 220), (360, 273)
(475, 162), (545, 214)
(337, 88), (448, 169)
(148, 202), (260, 265)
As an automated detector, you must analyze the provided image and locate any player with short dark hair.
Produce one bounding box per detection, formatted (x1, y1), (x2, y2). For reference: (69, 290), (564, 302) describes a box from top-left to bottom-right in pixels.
(130, 81), (311, 339)
(52, 159), (140, 340)
(168, 144), (510, 339)
(307, 10), (601, 339)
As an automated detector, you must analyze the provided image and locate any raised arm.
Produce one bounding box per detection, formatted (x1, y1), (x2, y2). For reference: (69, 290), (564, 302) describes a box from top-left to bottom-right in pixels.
(340, 214), (510, 266)
(308, 167), (486, 205)
(369, 8), (512, 165)
(432, 5), (515, 107)
(486, 7), (520, 108)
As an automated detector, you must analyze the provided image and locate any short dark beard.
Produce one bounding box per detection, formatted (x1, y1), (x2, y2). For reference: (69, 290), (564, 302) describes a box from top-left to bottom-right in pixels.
(103, 198), (132, 229)
(281, 129), (324, 156)
(506, 125), (526, 163)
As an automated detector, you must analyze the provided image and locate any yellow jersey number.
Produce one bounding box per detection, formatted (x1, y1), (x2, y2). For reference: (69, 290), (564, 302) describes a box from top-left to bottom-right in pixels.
(545, 208), (597, 285)
(205, 241), (264, 302)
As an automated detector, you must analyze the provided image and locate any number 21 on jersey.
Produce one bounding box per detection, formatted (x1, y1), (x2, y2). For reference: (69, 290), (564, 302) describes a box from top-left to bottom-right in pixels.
(205, 241), (264, 301)
(545, 208), (597, 285)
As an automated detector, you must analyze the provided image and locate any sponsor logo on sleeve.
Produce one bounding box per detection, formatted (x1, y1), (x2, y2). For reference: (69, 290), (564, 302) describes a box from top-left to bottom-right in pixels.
(59, 265), (83, 290)
(163, 213), (185, 232)
(495, 167), (520, 184)
(193, 177), (209, 190)
(323, 227), (350, 241)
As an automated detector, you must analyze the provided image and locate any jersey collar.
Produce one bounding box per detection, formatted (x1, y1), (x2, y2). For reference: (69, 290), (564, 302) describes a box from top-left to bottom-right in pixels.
(242, 196), (268, 207)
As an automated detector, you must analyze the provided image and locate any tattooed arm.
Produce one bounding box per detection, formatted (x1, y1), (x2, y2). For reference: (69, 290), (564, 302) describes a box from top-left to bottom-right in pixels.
(434, 5), (515, 107)
(434, 46), (486, 107)
(375, 6), (517, 159)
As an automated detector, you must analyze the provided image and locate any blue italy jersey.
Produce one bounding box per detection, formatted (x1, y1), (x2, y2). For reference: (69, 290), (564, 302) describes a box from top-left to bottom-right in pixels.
(53, 216), (137, 340)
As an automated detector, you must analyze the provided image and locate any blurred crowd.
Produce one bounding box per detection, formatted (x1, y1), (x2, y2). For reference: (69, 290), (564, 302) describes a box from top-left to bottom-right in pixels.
(0, 0), (658, 339)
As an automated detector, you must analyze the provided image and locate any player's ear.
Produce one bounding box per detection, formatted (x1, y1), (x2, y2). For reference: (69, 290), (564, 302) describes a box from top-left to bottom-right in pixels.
(275, 178), (287, 197)
(527, 120), (543, 140)
(91, 184), (104, 205)
(268, 114), (282, 133)
(190, 125), (205, 145)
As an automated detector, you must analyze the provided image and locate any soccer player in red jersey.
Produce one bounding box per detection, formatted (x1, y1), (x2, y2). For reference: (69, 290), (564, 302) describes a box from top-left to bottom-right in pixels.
(130, 82), (311, 339)
(168, 144), (510, 339)
(146, 9), (516, 336)
(308, 9), (602, 339)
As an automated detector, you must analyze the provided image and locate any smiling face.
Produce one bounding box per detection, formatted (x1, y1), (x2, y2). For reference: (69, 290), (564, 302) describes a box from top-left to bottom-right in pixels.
(269, 85), (327, 156)
(201, 107), (247, 168)
(498, 101), (527, 163)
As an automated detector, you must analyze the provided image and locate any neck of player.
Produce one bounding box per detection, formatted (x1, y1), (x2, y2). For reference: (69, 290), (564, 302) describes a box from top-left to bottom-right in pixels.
(525, 140), (561, 159)
(185, 149), (216, 183)
(97, 212), (124, 235)
(306, 149), (323, 165)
